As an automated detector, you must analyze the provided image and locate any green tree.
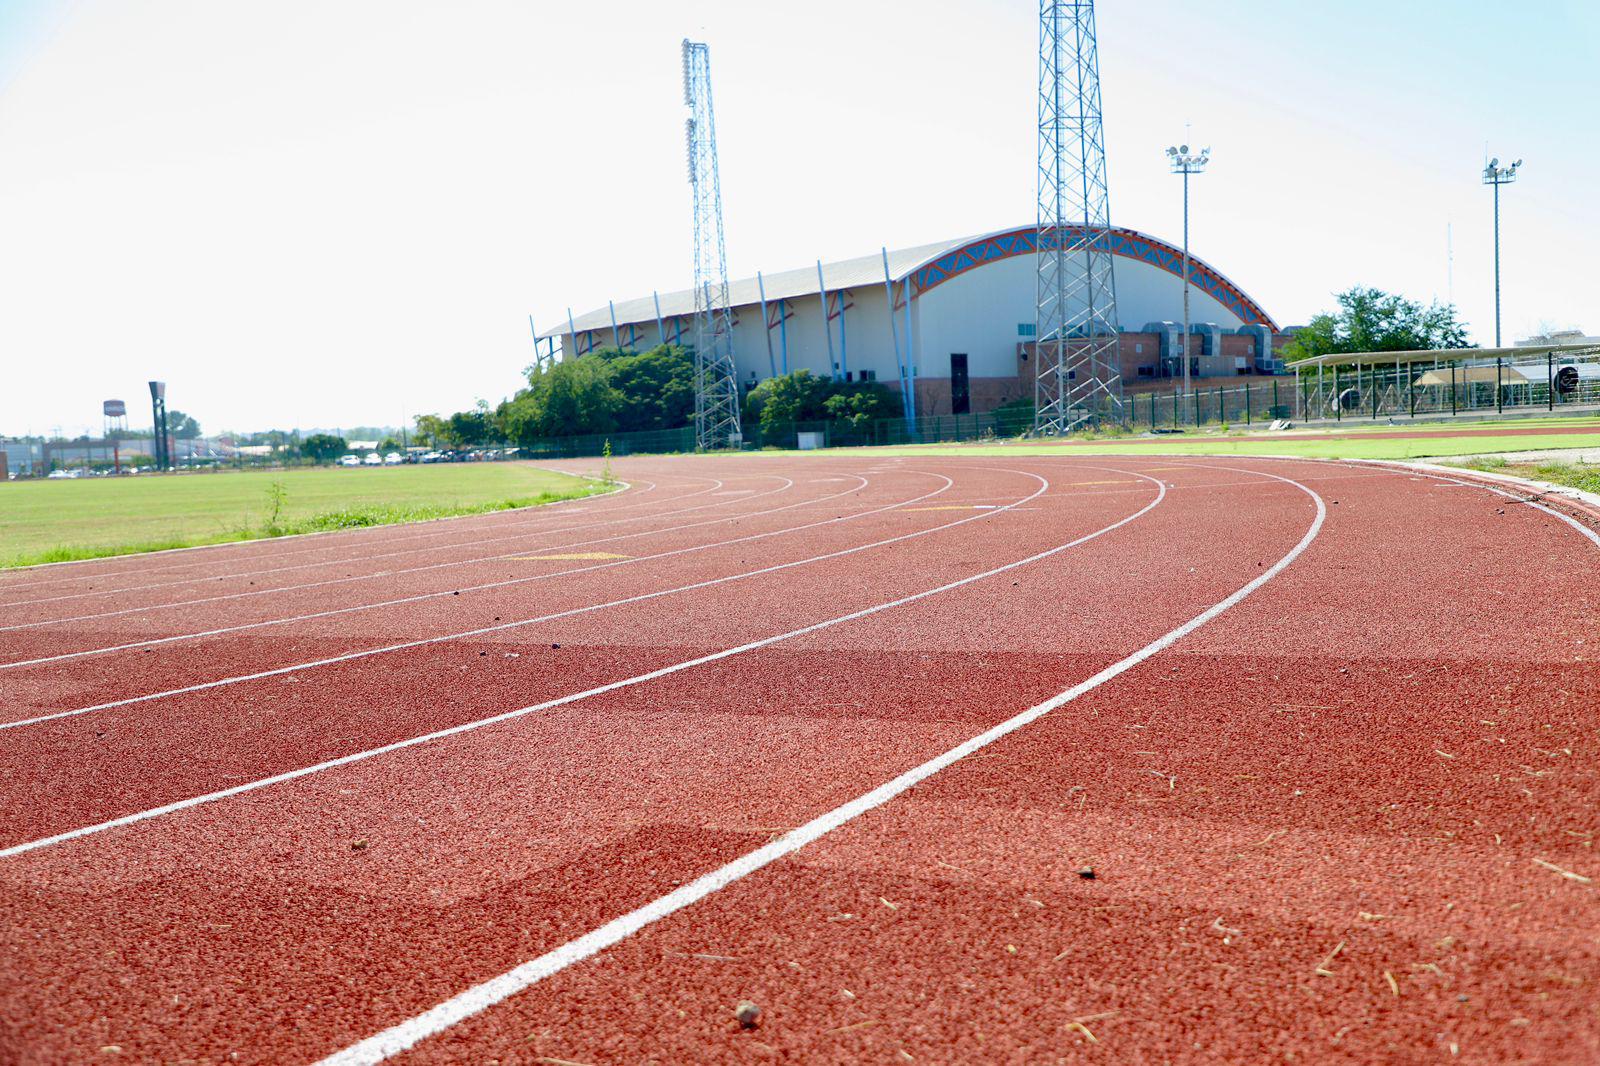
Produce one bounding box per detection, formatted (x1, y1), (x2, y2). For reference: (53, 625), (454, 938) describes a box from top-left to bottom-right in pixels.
(743, 370), (898, 433)
(300, 433), (347, 462)
(822, 384), (899, 431)
(167, 410), (202, 438)
(745, 369), (834, 428)
(413, 414), (450, 447)
(599, 345), (696, 432)
(497, 355), (622, 444)
(1282, 287), (1474, 362)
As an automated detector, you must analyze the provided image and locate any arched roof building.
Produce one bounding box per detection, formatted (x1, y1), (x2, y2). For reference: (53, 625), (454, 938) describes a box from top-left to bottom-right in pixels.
(540, 225), (1287, 416)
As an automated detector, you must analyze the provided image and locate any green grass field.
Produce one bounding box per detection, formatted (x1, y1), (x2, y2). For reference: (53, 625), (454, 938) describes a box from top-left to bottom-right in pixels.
(0, 463), (609, 568)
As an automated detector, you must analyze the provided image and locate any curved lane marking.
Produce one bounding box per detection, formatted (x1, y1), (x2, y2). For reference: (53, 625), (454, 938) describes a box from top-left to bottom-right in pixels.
(0, 472), (926, 720)
(312, 462), (1319, 1065)
(0, 463), (1154, 851)
(0, 474), (750, 609)
(0, 475), (866, 664)
(0, 476), (802, 628)
(0, 472), (658, 593)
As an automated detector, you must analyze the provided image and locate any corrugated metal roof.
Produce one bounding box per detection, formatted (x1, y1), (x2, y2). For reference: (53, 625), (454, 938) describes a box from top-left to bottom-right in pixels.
(1290, 342), (1600, 369)
(538, 233), (982, 340)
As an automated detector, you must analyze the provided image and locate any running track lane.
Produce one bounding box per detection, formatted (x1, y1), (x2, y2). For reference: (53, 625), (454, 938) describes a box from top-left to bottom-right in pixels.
(0, 469), (785, 618)
(0, 463), (1051, 835)
(0, 457), (1316, 1062)
(378, 457), (1599, 1066)
(0, 463), (966, 731)
(0, 468), (880, 668)
(0, 467), (682, 599)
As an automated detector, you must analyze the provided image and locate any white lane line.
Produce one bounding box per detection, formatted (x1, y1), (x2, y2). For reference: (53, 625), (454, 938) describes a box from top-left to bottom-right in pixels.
(0, 473), (656, 594)
(1376, 461), (1600, 549)
(0, 474), (862, 659)
(0, 476), (802, 628)
(0, 475), (754, 610)
(0, 475), (744, 609)
(0, 465), (1159, 855)
(312, 465), (1322, 1066)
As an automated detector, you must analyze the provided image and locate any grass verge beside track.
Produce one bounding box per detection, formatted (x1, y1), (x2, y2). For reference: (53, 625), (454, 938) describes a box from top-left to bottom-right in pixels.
(0, 464), (611, 568)
(1454, 455), (1600, 495)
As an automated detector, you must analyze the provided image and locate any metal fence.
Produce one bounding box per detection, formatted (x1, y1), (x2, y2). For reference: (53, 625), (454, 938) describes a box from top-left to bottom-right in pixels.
(1291, 357), (1600, 424)
(501, 354), (1600, 460)
(511, 409), (1041, 459)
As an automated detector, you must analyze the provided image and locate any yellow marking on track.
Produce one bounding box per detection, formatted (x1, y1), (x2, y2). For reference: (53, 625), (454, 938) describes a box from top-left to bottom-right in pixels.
(902, 505), (992, 512)
(512, 552), (633, 561)
(1064, 479), (1141, 486)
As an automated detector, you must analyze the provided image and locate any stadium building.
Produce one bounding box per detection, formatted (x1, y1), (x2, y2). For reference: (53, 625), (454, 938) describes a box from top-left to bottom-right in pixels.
(540, 224), (1294, 417)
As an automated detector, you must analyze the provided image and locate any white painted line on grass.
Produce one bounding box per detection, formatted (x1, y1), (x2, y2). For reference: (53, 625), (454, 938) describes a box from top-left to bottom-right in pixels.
(312, 464), (1322, 1066)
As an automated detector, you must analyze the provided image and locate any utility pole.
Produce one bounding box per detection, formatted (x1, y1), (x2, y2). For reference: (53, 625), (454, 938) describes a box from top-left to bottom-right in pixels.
(1482, 157), (1521, 347)
(682, 39), (743, 450)
(1165, 144), (1209, 396)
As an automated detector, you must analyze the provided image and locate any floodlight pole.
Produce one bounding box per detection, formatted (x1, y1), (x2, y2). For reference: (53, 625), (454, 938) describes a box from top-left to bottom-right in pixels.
(1482, 157), (1521, 347)
(1165, 144), (1210, 396)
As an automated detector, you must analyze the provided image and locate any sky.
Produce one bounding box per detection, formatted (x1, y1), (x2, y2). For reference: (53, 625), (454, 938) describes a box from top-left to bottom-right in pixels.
(2, 0), (1596, 438)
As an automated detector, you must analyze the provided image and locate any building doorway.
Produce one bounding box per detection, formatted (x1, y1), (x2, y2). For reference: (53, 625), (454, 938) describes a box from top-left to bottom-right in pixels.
(950, 353), (970, 414)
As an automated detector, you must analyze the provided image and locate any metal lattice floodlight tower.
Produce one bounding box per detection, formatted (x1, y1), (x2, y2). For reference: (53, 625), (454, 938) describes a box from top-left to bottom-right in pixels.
(683, 39), (743, 450)
(1165, 143), (1209, 396)
(1035, 0), (1124, 435)
(1482, 156), (1521, 348)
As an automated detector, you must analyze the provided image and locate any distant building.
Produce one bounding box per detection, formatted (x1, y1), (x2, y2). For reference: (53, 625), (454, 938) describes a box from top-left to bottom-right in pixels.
(1518, 328), (1598, 347)
(540, 224), (1294, 417)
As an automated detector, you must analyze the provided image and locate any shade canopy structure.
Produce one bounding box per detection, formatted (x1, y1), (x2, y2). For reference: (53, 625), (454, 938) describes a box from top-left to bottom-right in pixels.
(1288, 342), (1600, 370)
(1411, 364), (1538, 387)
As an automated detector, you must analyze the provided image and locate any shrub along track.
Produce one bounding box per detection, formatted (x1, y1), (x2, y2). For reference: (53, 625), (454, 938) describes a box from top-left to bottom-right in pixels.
(0, 454), (1595, 1064)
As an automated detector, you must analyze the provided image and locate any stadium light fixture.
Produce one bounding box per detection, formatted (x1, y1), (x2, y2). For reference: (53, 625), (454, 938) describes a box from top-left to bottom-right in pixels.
(1166, 144), (1210, 397)
(1482, 156), (1521, 347)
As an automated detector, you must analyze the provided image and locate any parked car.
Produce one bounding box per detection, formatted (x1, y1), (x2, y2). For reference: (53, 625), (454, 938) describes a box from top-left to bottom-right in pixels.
(337, 454), (363, 467)
(383, 452), (403, 465)
(362, 452), (383, 466)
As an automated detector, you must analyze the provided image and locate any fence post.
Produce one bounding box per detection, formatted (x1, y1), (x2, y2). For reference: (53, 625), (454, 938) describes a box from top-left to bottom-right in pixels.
(1245, 382), (1251, 425)
(1193, 387), (1200, 427)
(1548, 353), (1554, 411)
(1334, 365), (1342, 421)
(1496, 358), (1503, 414)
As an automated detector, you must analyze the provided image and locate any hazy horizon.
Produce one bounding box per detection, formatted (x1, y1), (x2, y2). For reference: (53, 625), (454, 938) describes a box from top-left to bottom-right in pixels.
(3, 0), (1595, 437)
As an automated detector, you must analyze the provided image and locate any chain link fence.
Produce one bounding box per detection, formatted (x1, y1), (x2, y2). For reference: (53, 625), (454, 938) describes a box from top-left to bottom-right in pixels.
(502, 354), (1600, 460)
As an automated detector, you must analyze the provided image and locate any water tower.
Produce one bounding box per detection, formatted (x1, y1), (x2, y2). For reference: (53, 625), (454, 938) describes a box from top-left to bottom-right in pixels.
(103, 399), (128, 439)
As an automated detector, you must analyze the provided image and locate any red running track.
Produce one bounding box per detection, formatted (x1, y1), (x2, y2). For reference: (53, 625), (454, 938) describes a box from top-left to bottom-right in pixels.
(1, 453), (1597, 1064)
